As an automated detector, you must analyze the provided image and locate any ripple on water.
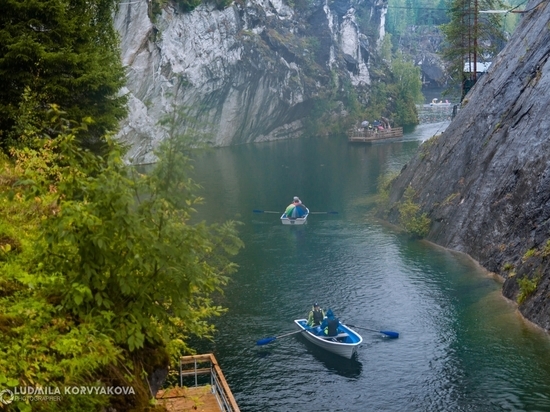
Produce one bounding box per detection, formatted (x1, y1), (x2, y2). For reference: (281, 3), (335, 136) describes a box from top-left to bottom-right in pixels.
(191, 137), (550, 412)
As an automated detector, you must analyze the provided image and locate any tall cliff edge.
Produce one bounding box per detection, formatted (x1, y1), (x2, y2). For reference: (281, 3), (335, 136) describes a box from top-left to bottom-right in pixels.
(114, 0), (386, 163)
(386, 0), (550, 331)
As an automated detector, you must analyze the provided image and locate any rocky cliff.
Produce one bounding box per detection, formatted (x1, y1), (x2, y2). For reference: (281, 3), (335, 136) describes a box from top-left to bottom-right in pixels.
(386, 0), (550, 331)
(114, 0), (387, 163)
(398, 26), (448, 88)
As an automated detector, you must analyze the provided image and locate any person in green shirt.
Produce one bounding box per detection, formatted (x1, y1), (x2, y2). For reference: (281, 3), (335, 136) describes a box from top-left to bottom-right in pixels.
(307, 303), (325, 327)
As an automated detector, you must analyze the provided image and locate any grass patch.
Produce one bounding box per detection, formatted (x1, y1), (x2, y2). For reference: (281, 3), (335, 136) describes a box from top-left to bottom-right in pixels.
(517, 274), (539, 304)
(397, 186), (430, 238)
(522, 248), (537, 261)
(502, 262), (514, 272)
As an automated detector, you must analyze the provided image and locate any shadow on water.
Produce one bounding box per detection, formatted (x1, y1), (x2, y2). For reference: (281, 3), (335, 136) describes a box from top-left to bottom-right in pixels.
(295, 335), (363, 379)
(253, 349), (275, 359)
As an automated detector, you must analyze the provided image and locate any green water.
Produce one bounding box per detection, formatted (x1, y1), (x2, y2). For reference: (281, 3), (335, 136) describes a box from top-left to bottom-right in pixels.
(189, 122), (550, 412)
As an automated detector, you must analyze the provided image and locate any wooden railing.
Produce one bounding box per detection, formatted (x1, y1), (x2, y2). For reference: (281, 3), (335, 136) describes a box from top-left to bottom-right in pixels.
(348, 127), (403, 142)
(179, 354), (240, 412)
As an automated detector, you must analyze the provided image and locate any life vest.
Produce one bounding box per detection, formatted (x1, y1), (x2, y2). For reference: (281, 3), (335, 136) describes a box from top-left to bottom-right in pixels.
(312, 309), (324, 326)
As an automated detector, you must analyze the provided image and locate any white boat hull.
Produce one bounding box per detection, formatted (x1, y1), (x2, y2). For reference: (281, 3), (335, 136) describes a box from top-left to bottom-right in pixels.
(280, 208), (309, 225)
(294, 319), (362, 359)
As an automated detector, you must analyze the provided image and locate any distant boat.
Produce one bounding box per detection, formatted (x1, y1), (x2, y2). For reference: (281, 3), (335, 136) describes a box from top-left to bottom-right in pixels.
(429, 98), (452, 106)
(294, 319), (363, 359)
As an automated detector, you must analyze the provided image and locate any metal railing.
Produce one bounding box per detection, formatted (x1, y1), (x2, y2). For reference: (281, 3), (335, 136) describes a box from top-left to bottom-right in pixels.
(178, 353), (240, 412)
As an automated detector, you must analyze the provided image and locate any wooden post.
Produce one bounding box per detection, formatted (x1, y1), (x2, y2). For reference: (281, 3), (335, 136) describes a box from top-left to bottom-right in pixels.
(473, 0), (478, 81)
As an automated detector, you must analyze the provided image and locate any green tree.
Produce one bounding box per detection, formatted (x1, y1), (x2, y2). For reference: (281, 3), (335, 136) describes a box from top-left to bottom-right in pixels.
(392, 52), (423, 124)
(440, 0), (505, 91)
(0, 0), (127, 151)
(0, 106), (242, 410)
(363, 40), (421, 126)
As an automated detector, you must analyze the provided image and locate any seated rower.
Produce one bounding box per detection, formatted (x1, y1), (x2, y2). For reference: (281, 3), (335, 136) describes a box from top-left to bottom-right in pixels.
(320, 309), (340, 337)
(307, 303), (325, 331)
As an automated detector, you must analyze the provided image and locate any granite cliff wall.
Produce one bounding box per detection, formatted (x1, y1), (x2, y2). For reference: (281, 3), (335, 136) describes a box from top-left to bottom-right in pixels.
(114, 0), (386, 163)
(386, 0), (550, 330)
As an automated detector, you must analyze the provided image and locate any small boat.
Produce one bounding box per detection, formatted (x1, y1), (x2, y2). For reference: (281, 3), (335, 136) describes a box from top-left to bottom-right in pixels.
(429, 98), (452, 106)
(348, 127), (403, 143)
(294, 319), (362, 359)
(280, 208), (309, 225)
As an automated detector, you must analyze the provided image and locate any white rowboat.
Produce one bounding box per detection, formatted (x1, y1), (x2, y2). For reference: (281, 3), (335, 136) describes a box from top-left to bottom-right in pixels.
(294, 319), (362, 359)
(280, 208), (309, 225)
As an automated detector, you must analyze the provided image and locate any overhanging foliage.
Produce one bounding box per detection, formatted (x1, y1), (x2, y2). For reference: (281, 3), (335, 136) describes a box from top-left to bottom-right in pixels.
(0, 105), (243, 410)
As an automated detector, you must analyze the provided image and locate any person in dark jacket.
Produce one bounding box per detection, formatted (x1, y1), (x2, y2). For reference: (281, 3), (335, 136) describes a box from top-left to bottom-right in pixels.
(320, 309), (339, 336)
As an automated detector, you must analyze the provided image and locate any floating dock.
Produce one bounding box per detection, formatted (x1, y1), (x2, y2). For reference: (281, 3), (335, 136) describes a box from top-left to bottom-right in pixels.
(348, 127), (404, 143)
(156, 353), (240, 412)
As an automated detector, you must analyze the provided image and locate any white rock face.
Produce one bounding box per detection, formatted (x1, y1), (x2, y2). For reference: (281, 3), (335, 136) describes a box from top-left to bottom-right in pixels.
(114, 0), (383, 163)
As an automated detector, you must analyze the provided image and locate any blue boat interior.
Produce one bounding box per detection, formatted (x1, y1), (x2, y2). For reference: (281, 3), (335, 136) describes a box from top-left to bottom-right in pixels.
(297, 319), (361, 344)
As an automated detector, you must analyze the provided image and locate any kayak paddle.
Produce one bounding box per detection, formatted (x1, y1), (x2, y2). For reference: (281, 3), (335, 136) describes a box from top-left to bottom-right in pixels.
(253, 209), (280, 214)
(309, 211), (339, 214)
(346, 324), (399, 339)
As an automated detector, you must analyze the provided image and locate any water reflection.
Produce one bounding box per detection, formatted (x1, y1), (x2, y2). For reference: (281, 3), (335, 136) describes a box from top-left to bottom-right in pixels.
(190, 135), (550, 412)
(295, 334), (363, 379)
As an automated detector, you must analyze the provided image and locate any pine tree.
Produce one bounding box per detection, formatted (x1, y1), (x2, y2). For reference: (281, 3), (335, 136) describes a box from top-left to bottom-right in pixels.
(440, 0), (505, 92)
(0, 0), (126, 151)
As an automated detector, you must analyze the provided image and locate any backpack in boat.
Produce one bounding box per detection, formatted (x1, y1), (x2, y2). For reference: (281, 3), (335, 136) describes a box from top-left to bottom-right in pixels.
(327, 318), (338, 336)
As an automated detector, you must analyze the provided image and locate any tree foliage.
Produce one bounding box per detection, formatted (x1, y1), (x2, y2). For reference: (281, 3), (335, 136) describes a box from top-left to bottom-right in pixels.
(363, 36), (422, 126)
(392, 52), (424, 124)
(0, 0), (127, 151)
(0, 105), (243, 410)
(387, 0), (448, 36)
(397, 186), (431, 238)
(440, 0), (506, 88)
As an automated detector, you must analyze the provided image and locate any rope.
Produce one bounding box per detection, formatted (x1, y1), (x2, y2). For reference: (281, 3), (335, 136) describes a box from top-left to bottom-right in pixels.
(511, 0), (548, 13)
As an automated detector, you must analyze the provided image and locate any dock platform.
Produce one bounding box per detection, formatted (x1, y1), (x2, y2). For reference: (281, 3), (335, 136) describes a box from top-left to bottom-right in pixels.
(348, 127), (403, 142)
(156, 353), (240, 412)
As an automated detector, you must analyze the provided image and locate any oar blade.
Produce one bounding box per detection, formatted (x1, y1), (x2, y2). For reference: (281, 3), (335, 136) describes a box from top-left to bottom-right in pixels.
(256, 337), (277, 346)
(380, 330), (399, 339)
(346, 323), (399, 339)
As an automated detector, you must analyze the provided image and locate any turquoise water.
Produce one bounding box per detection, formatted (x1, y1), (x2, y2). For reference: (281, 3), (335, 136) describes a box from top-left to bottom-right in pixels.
(190, 123), (550, 411)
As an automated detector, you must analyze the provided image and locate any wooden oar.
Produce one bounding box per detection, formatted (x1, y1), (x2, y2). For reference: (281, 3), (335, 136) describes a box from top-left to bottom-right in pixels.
(256, 329), (309, 346)
(346, 324), (399, 339)
(309, 211), (339, 214)
(253, 209), (280, 214)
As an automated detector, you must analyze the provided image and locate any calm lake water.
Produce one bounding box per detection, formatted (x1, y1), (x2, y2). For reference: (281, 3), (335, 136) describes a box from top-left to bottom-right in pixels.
(189, 122), (550, 412)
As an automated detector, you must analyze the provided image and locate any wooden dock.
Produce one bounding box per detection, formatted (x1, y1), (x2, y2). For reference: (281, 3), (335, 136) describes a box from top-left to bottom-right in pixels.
(156, 354), (240, 412)
(348, 127), (403, 143)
